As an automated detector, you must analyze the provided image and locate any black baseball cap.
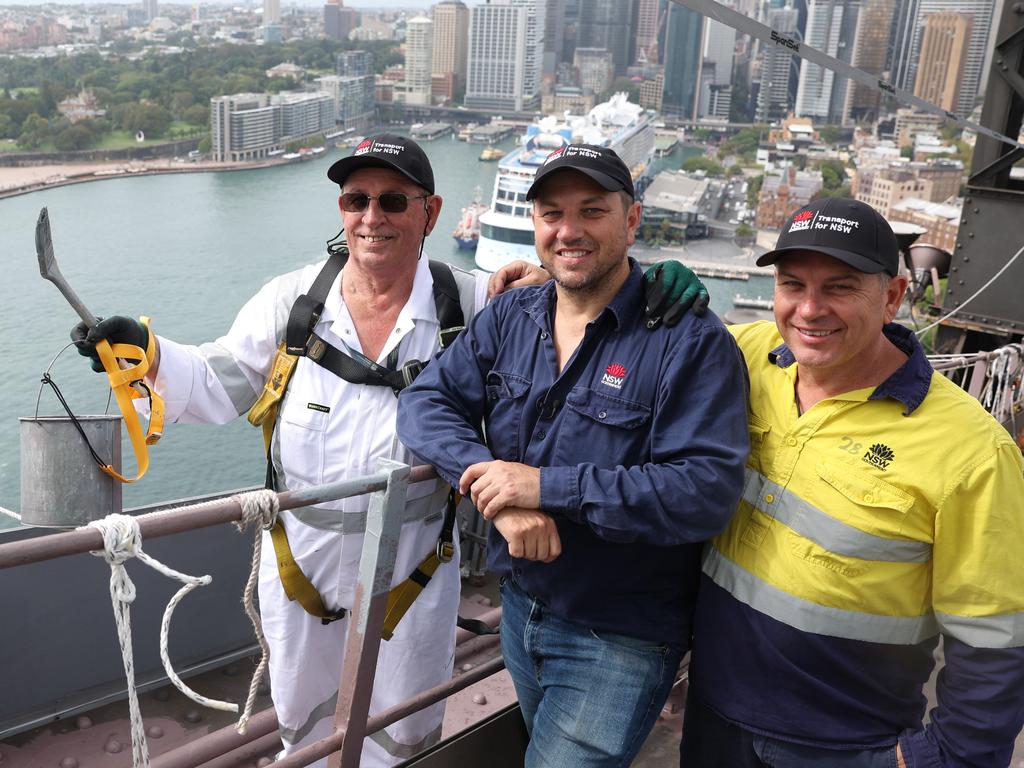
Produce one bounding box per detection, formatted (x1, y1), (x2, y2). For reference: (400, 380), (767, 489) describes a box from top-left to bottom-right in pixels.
(756, 197), (899, 275)
(526, 144), (635, 201)
(327, 134), (435, 194)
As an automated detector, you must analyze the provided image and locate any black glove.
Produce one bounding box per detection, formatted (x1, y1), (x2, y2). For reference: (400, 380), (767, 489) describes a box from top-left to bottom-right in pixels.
(643, 261), (710, 328)
(71, 316), (149, 373)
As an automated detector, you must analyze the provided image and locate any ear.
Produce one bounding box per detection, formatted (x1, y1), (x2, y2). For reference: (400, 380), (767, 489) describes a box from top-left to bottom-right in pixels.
(884, 275), (909, 323)
(624, 201), (642, 247)
(423, 195), (443, 236)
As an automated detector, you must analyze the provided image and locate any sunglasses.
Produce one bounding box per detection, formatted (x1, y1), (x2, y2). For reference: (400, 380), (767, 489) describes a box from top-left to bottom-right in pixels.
(340, 192), (429, 213)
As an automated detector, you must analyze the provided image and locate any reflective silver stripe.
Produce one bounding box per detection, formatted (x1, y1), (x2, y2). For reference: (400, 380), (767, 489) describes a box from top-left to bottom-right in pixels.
(279, 689), (338, 745)
(936, 609), (1024, 649)
(369, 723), (443, 759)
(741, 469), (932, 563)
(199, 341), (260, 415)
(703, 546), (940, 644)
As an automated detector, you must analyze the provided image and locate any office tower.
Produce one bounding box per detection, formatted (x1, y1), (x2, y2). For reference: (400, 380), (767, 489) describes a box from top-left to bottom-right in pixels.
(326, 51), (375, 131)
(795, 0), (860, 124)
(634, 0), (666, 65)
(842, 0), (896, 123)
(755, 1), (800, 122)
(324, 0), (359, 41)
(574, 47), (615, 94)
(700, 18), (735, 119)
(403, 16), (433, 105)
(914, 12), (971, 113)
(432, 1), (469, 96)
(891, 0), (994, 117)
(264, 0), (280, 26)
(338, 50), (373, 76)
(465, 0), (547, 112)
(661, 2), (705, 119)
(577, 0), (635, 75)
(142, 0), (158, 21)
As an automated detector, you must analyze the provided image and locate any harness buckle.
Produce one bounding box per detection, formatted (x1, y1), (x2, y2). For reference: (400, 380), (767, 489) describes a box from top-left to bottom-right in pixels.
(438, 326), (465, 350)
(320, 607), (348, 626)
(306, 336), (326, 362)
(436, 539), (455, 563)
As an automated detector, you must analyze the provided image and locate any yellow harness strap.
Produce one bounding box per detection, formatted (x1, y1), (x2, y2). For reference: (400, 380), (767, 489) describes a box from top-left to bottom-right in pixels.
(94, 316), (164, 483)
(268, 518), (348, 623)
(381, 552), (445, 641)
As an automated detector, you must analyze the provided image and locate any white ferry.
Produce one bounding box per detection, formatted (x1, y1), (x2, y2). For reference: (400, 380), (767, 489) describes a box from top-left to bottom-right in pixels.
(474, 93), (657, 273)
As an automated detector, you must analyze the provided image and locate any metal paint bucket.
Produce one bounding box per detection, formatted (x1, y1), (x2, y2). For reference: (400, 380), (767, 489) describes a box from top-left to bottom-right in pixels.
(19, 415), (122, 528)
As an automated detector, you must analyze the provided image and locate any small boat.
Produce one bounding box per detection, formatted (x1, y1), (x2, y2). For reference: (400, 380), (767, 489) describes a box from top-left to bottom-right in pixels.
(453, 189), (487, 250)
(733, 294), (774, 310)
(479, 146), (505, 161)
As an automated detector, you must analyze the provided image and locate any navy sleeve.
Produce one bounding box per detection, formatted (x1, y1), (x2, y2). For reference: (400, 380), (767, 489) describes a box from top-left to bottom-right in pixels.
(396, 298), (505, 489)
(899, 638), (1024, 767)
(540, 322), (750, 545)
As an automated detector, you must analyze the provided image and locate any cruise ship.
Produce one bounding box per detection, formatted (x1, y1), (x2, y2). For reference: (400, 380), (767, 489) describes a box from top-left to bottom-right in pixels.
(474, 93), (657, 273)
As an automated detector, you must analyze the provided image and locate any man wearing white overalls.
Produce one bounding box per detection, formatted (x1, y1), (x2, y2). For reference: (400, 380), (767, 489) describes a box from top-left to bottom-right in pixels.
(72, 135), (489, 767)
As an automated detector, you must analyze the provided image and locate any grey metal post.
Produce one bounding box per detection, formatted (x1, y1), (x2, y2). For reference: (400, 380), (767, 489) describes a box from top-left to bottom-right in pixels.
(328, 458), (410, 768)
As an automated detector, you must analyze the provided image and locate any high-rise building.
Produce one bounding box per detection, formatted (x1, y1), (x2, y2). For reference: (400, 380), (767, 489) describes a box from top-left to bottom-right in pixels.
(661, 2), (705, 119)
(755, 1), (800, 122)
(338, 50), (374, 77)
(212, 94), (277, 162)
(573, 47), (614, 94)
(543, 0), (566, 75)
(324, 0), (359, 41)
(402, 16), (433, 105)
(432, 1), (470, 97)
(142, 0), (158, 22)
(699, 19), (735, 119)
(634, 0), (666, 66)
(913, 12), (971, 113)
(890, 0), (994, 117)
(465, 0), (547, 112)
(576, 0), (635, 75)
(795, 0), (861, 124)
(841, 0), (896, 123)
(264, 0), (280, 26)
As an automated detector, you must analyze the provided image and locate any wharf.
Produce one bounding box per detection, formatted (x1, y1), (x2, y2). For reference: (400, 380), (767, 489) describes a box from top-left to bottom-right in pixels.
(411, 122), (454, 140)
(465, 124), (514, 144)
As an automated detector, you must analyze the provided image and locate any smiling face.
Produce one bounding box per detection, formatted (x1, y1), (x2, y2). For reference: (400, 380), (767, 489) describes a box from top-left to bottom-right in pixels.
(339, 166), (442, 273)
(773, 250), (907, 389)
(531, 170), (639, 298)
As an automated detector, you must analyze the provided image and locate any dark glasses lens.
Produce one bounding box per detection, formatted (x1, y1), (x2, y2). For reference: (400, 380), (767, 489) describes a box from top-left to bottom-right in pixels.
(341, 192), (426, 213)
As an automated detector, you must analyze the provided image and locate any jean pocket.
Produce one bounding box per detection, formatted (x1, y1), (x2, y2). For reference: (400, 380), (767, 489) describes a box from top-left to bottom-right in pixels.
(588, 627), (668, 656)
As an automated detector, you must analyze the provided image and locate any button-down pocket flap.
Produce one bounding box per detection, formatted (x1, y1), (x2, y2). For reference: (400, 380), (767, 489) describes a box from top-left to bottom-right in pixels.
(565, 387), (651, 429)
(748, 413), (771, 445)
(816, 461), (913, 513)
(486, 370), (531, 399)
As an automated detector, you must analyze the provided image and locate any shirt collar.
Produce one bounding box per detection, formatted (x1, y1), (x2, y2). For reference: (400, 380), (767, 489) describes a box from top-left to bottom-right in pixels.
(517, 258), (643, 332)
(767, 322), (933, 415)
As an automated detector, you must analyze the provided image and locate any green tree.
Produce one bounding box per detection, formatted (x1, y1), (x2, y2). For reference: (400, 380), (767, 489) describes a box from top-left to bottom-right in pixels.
(818, 124), (842, 145)
(17, 113), (49, 149)
(0, 113), (13, 139)
(183, 104), (209, 127)
(735, 223), (754, 237)
(817, 159), (847, 193)
(54, 123), (94, 151)
(197, 136), (211, 153)
(747, 174), (764, 208)
(682, 156), (726, 176)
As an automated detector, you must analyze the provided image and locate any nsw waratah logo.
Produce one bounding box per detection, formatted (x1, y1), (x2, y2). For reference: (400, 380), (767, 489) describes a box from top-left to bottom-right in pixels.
(862, 443), (895, 470)
(789, 209), (815, 233)
(544, 147), (565, 164)
(601, 363), (626, 389)
(354, 139), (374, 155)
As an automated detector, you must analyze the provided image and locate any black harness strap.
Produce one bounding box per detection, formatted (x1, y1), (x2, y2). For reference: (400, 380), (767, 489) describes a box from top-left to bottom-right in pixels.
(428, 260), (466, 349)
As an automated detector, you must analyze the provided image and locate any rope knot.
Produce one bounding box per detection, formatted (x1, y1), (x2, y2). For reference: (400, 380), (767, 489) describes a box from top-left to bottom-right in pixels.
(233, 489), (280, 532)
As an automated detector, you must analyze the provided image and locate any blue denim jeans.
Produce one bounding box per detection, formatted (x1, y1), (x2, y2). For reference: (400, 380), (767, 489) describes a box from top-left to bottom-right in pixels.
(500, 578), (684, 768)
(680, 691), (899, 768)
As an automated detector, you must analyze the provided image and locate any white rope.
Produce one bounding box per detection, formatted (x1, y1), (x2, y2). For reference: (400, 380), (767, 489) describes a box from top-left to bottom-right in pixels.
(0, 506), (22, 522)
(231, 489), (280, 734)
(88, 513), (238, 768)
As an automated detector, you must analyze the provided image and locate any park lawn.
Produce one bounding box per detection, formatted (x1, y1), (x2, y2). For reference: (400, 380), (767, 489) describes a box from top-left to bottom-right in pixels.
(91, 125), (204, 150)
(0, 139), (20, 153)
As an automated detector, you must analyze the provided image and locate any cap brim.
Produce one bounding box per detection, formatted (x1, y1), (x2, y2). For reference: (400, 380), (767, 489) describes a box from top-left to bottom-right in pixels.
(756, 245), (888, 274)
(526, 166), (632, 201)
(327, 156), (433, 194)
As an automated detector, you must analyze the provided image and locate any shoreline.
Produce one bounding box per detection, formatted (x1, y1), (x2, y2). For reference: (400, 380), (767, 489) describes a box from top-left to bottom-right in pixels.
(0, 155), (315, 200)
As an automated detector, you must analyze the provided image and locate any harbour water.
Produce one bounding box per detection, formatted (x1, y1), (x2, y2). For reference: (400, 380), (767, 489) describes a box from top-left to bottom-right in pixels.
(0, 135), (770, 522)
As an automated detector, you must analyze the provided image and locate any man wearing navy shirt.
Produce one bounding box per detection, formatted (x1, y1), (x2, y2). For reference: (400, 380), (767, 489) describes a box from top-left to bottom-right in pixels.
(397, 145), (750, 767)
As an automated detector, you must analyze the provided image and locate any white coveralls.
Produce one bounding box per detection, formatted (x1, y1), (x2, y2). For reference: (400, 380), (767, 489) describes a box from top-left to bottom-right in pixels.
(153, 255), (488, 767)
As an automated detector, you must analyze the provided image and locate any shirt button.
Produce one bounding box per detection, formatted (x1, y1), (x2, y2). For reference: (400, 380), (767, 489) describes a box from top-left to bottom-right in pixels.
(864, 493), (874, 503)
(540, 331), (549, 340)
(537, 430), (546, 439)
(787, 437), (798, 446)
(598, 410), (607, 419)
(764, 493), (775, 504)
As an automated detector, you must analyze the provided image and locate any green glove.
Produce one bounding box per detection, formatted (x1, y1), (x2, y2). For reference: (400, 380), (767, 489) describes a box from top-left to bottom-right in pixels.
(643, 261), (710, 328)
(70, 316), (149, 373)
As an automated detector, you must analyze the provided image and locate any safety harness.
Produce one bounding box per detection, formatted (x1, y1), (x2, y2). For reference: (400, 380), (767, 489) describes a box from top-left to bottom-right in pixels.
(248, 246), (470, 638)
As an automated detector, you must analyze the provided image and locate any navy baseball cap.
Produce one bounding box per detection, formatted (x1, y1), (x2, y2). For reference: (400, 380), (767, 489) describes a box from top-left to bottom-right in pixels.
(756, 197), (899, 275)
(526, 144), (635, 201)
(327, 134), (435, 194)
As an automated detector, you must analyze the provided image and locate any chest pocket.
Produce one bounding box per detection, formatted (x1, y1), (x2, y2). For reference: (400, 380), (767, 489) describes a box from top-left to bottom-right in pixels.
(278, 396), (329, 488)
(558, 386), (651, 461)
(747, 412), (772, 473)
(815, 460), (915, 539)
(485, 370), (532, 462)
